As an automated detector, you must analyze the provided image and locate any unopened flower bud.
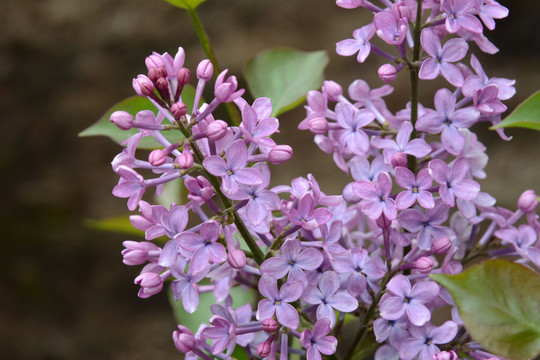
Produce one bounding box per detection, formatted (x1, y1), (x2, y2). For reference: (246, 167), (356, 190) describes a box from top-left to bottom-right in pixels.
(110, 111), (134, 130)
(134, 272), (163, 298)
(207, 120), (229, 141)
(322, 80), (343, 102)
(148, 66), (167, 82)
(176, 151), (193, 170)
(518, 190), (538, 213)
(176, 68), (190, 90)
(391, 152), (408, 167)
(172, 325), (196, 353)
(145, 54), (164, 70)
(262, 318), (278, 333)
(156, 77), (170, 99)
(122, 240), (157, 265)
(149, 149), (168, 167)
(227, 249), (246, 269)
(336, 0), (364, 9)
(432, 237), (452, 254)
(308, 117), (328, 134)
(378, 64), (398, 83)
(133, 75), (154, 97)
(415, 257), (434, 274)
(392, 2), (412, 22)
(197, 59), (213, 81)
(257, 341), (272, 358)
(268, 145), (293, 164)
(433, 350), (458, 360)
(171, 101), (187, 119)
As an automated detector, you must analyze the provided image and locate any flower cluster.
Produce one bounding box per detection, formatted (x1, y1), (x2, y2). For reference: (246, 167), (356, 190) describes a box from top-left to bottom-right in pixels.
(109, 1), (540, 359)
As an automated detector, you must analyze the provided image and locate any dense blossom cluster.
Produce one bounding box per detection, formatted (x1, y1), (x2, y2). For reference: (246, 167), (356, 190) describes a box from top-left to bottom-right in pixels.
(109, 0), (540, 359)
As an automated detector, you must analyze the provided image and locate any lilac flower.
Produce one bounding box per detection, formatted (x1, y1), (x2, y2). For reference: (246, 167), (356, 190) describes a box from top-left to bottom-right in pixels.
(288, 193), (333, 231)
(349, 155), (391, 182)
(336, 24), (376, 63)
(330, 248), (386, 297)
(179, 220), (226, 275)
(462, 54), (515, 100)
(395, 166), (434, 210)
(170, 263), (207, 313)
(300, 318), (338, 360)
(146, 204), (189, 240)
(335, 102), (374, 155)
(203, 139), (263, 194)
(348, 79), (393, 124)
(239, 99), (279, 148)
(429, 158), (480, 207)
(260, 238), (324, 284)
(398, 321), (458, 360)
(201, 316), (236, 357)
(419, 28), (469, 87)
(302, 271), (358, 327)
(476, 0), (509, 30)
(416, 88), (480, 155)
(442, 0), (483, 34)
(112, 165), (145, 211)
(372, 121), (431, 163)
(374, 11), (408, 45)
(495, 225), (540, 267)
(473, 84), (507, 115)
(379, 275), (439, 326)
(352, 172), (397, 220)
(256, 275), (303, 329)
(373, 317), (409, 347)
(398, 199), (454, 250)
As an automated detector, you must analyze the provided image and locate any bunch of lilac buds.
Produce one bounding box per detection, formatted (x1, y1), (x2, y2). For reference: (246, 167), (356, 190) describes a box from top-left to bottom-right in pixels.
(109, 1), (540, 359)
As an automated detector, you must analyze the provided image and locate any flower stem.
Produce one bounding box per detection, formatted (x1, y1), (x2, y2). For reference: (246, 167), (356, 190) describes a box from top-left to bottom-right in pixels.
(185, 7), (242, 127)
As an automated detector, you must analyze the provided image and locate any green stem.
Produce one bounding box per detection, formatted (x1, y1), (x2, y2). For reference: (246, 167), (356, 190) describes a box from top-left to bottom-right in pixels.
(185, 7), (242, 127)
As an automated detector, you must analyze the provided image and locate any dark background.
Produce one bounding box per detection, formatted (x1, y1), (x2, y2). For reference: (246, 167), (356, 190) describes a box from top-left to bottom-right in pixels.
(1, 0), (539, 358)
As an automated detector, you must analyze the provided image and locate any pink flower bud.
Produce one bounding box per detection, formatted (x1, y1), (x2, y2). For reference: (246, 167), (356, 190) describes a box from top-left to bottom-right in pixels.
(518, 190), (538, 213)
(206, 120), (229, 141)
(432, 237), (452, 254)
(148, 66), (167, 82)
(145, 54), (164, 70)
(134, 272), (163, 298)
(375, 214), (391, 228)
(197, 59), (213, 81)
(172, 325), (196, 353)
(433, 350), (458, 360)
(215, 70), (244, 102)
(308, 117), (328, 134)
(268, 145), (293, 164)
(176, 150), (194, 170)
(257, 341), (271, 358)
(156, 77), (170, 99)
(177, 68), (191, 86)
(336, 0), (364, 9)
(171, 102), (187, 119)
(149, 149), (168, 167)
(262, 318), (278, 333)
(415, 257), (434, 274)
(227, 249), (246, 269)
(378, 64), (398, 83)
(392, 2), (412, 21)
(110, 111), (134, 130)
(391, 152), (408, 167)
(322, 80), (343, 102)
(121, 240), (157, 265)
(133, 75), (154, 97)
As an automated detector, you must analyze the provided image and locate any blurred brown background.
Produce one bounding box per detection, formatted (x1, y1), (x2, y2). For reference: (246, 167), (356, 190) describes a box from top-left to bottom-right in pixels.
(1, 0), (539, 359)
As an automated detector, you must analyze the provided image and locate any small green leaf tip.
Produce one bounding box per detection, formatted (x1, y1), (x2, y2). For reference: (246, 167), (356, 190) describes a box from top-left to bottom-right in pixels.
(491, 90), (540, 131)
(244, 47), (329, 117)
(431, 259), (540, 360)
(163, 0), (206, 10)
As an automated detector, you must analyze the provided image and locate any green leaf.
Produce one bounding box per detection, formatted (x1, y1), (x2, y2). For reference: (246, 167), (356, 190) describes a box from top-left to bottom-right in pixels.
(244, 47), (329, 117)
(83, 214), (143, 237)
(431, 259), (540, 360)
(163, 0), (206, 10)
(79, 85), (196, 149)
(491, 90), (540, 131)
(168, 285), (256, 334)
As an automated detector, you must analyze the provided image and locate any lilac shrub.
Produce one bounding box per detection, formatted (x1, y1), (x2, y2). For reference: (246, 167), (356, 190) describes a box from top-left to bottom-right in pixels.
(107, 0), (540, 359)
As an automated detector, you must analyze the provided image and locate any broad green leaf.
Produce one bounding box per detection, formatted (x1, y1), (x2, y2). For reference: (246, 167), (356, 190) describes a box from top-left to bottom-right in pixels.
(163, 0), (206, 10)
(244, 47), (329, 117)
(431, 260), (540, 360)
(491, 90), (540, 131)
(168, 285), (256, 334)
(79, 85), (196, 149)
(84, 214), (143, 237)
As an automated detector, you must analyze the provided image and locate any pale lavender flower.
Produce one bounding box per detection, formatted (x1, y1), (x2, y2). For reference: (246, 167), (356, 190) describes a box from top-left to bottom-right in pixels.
(395, 166), (435, 210)
(179, 220), (226, 275)
(442, 0), (483, 34)
(201, 316), (236, 357)
(379, 275), (439, 326)
(398, 321), (458, 360)
(429, 158), (480, 207)
(419, 28), (469, 87)
(372, 121), (431, 163)
(112, 165), (146, 211)
(256, 275), (303, 329)
(335, 102), (374, 155)
(352, 171), (397, 220)
(300, 317), (338, 360)
(288, 193), (333, 231)
(462, 55), (515, 100)
(374, 11), (408, 45)
(336, 24), (376, 63)
(170, 263), (207, 313)
(302, 271), (358, 327)
(348, 79), (393, 124)
(203, 139), (263, 194)
(239, 98), (279, 148)
(476, 0), (509, 30)
(416, 88), (480, 155)
(146, 204), (189, 240)
(260, 238), (324, 284)
(495, 225), (540, 267)
(373, 317), (409, 347)
(473, 84), (507, 115)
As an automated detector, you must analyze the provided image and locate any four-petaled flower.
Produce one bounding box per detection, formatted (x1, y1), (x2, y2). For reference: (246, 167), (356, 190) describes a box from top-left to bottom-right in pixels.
(300, 317), (338, 360)
(256, 275), (303, 329)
